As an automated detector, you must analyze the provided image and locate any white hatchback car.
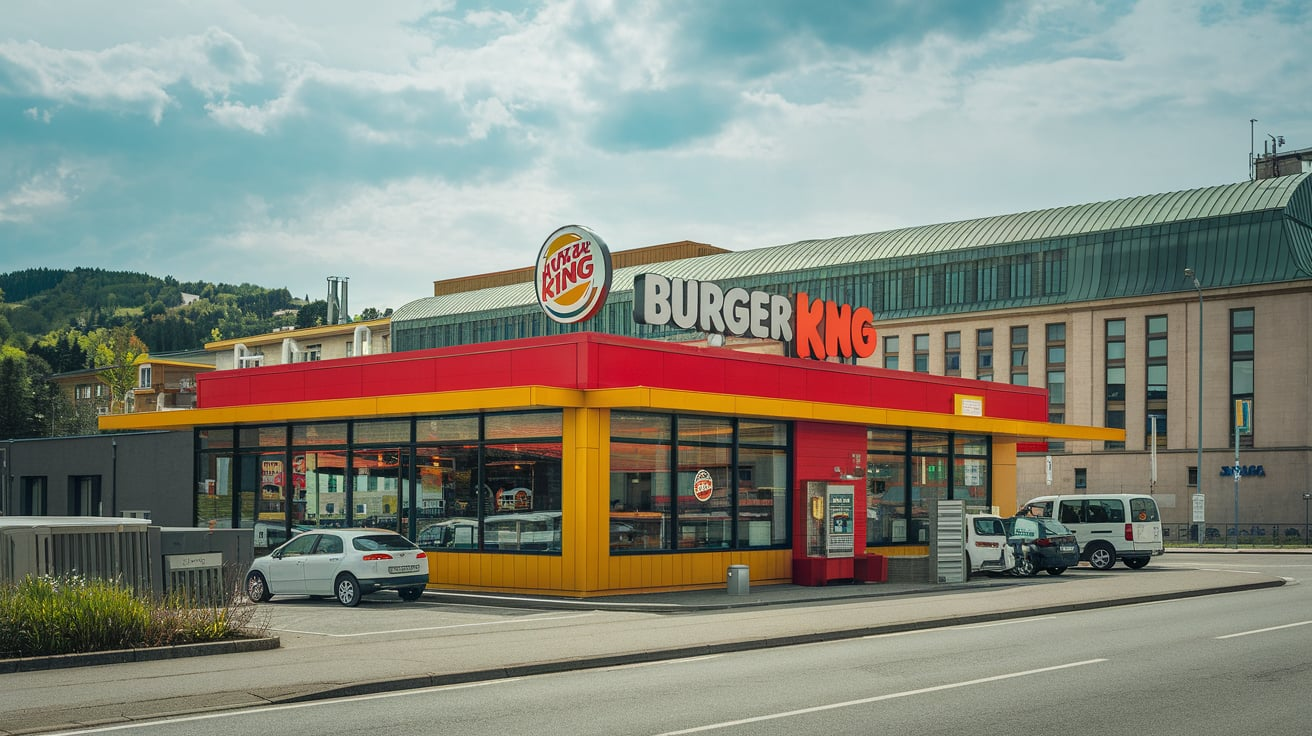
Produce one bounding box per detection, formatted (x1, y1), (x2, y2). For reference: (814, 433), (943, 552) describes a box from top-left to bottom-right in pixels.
(245, 529), (429, 606)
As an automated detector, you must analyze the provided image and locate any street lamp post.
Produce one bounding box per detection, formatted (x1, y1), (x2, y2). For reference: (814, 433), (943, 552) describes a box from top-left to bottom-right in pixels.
(1185, 267), (1204, 544)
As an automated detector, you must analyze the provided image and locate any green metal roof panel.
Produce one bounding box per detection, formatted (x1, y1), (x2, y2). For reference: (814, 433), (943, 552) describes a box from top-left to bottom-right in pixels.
(392, 174), (1312, 326)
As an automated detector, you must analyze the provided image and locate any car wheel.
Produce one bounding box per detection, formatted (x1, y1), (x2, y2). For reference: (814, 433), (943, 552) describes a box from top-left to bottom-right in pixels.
(1123, 557), (1149, 570)
(245, 572), (272, 602)
(398, 586), (424, 602)
(1086, 543), (1116, 570)
(1013, 556), (1037, 577)
(1046, 566), (1067, 576)
(335, 573), (361, 607)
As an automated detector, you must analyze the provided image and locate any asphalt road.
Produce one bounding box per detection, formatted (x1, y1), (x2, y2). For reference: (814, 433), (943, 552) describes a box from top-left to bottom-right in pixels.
(36, 553), (1311, 736)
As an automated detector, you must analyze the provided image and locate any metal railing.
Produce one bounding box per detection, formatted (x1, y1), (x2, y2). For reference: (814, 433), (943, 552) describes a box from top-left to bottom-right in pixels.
(1163, 522), (1312, 547)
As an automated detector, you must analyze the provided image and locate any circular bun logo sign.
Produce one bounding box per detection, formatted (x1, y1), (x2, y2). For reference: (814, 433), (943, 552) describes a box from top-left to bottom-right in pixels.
(692, 469), (714, 502)
(535, 225), (612, 324)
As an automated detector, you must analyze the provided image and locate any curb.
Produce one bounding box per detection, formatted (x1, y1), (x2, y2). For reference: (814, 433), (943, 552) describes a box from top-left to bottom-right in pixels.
(274, 578), (1284, 704)
(0, 636), (281, 674)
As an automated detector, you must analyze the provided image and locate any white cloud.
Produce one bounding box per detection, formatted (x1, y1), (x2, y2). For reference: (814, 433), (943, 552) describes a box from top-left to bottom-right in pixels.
(207, 170), (576, 310)
(0, 27), (261, 123)
(0, 164), (79, 223)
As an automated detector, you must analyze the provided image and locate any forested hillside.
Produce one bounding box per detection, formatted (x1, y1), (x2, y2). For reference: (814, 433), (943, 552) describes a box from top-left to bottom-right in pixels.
(0, 267), (389, 439)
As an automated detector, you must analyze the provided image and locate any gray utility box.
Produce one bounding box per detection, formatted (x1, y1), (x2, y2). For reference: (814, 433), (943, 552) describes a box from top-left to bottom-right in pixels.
(0, 517), (157, 594)
(727, 564), (750, 595)
(157, 528), (254, 603)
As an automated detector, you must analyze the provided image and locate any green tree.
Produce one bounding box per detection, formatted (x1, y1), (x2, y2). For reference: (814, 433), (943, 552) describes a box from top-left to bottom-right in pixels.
(84, 326), (148, 412)
(0, 346), (39, 439)
(297, 301), (328, 328)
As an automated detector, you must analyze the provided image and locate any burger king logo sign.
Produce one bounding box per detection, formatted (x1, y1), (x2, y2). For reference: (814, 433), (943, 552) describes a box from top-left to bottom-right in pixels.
(535, 225), (613, 324)
(692, 469), (714, 502)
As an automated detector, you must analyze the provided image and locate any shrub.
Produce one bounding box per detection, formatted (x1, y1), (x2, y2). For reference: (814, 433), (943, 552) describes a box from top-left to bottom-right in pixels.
(0, 573), (266, 659)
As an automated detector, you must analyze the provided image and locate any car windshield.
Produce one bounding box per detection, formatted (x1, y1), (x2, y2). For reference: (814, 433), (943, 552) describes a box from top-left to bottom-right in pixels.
(352, 534), (418, 551)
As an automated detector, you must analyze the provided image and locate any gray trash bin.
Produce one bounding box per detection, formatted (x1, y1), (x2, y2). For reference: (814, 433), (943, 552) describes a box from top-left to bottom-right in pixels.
(727, 564), (750, 595)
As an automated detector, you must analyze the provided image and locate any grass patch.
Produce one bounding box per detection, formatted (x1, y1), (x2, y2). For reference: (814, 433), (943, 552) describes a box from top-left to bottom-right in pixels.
(0, 573), (268, 659)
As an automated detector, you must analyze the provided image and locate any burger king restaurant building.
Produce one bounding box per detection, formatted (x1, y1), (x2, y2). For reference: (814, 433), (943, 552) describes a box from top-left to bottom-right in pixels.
(102, 228), (1118, 596)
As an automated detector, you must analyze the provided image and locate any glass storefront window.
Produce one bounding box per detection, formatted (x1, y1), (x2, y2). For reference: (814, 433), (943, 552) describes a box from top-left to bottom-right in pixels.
(414, 444), (481, 549)
(296, 450), (348, 529)
(866, 453), (907, 544)
(354, 420), (411, 445)
(483, 441), (563, 552)
(676, 440), (732, 549)
(293, 423), (347, 446)
(240, 426), (286, 448)
(609, 438), (672, 551)
(196, 452), (232, 528)
(415, 416), (479, 443)
(736, 446), (787, 548)
(198, 429), (233, 451)
(349, 447), (408, 532)
(485, 411), (563, 440)
(739, 420), (788, 446)
(609, 412), (788, 554)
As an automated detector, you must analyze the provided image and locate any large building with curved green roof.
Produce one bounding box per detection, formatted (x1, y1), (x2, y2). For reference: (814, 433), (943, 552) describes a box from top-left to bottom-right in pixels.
(394, 173), (1312, 538)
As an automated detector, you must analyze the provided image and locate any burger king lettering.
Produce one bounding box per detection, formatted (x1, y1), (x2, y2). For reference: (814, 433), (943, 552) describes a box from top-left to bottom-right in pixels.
(632, 273), (878, 361)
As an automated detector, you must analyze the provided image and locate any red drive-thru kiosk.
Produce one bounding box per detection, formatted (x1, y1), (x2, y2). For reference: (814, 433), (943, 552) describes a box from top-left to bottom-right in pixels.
(102, 226), (1119, 596)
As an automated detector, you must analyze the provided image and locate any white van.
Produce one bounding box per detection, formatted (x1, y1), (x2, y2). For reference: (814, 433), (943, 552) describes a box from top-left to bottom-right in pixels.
(1020, 494), (1163, 570)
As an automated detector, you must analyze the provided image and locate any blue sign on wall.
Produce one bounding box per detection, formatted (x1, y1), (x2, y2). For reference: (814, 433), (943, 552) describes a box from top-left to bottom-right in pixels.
(1220, 465), (1265, 477)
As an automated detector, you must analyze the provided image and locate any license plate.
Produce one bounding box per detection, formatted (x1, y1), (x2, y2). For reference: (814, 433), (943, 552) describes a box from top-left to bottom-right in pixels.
(388, 564), (420, 574)
(1061, 545), (1076, 553)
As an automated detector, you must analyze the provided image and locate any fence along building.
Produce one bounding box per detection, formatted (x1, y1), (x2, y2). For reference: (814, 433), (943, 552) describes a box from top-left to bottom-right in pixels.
(390, 173), (1312, 540)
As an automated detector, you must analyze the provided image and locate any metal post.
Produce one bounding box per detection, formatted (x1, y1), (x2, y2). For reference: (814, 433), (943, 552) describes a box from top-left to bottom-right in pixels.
(1233, 421), (1240, 549)
(1303, 493), (1310, 547)
(1185, 268), (1203, 544)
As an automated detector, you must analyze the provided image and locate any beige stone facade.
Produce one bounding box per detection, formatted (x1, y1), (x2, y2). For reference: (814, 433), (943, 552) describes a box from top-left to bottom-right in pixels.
(866, 282), (1312, 535)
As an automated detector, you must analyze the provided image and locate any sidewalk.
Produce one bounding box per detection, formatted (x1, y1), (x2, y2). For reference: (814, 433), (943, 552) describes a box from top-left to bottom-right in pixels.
(0, 556), (1291, 736)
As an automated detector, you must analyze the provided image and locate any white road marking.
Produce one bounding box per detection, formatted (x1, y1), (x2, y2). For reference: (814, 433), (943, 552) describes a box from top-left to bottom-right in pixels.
(41, 679), (519, 735)
(1215, 620), (1312, 639)
(651, 659), (1109, 735)
(273, 611), (597, 637)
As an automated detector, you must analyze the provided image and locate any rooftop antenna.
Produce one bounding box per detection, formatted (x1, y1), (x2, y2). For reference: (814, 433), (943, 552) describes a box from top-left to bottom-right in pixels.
(1250, 118), (1257, 181)
(1268, 133), (1285, 177)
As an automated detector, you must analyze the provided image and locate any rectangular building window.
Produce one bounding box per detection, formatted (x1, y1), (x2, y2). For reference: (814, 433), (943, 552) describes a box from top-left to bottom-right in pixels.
(1010, 325), (1028, 386)
(22, 476), (48, 515)
(977, 263), (998, 302)
(1104, 319), (1126, 451)
(976, 329), (993, 381)
(883, 335), (899, 370)
(944, 332), (961, 377)
(944, 267), (967, 305)
(883, 272), (903, 311)
(1074, 468), (1087, 490)
(1046, 322), (1066, 452)
(1230, 308), (1254, 448)
(1146, 315), (1168, 450)
(913, 334), (929, 373)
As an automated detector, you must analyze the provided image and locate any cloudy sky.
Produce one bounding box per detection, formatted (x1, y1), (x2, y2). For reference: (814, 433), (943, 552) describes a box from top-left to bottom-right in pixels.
(2, 0), (1310, 314)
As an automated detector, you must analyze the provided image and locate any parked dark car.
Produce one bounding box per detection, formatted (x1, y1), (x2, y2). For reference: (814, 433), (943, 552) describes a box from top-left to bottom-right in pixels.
(1003, 516), (1080, 576)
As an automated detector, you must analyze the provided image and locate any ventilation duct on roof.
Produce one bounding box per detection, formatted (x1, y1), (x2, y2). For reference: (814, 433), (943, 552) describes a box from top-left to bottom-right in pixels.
(353, 324), (372, 357)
